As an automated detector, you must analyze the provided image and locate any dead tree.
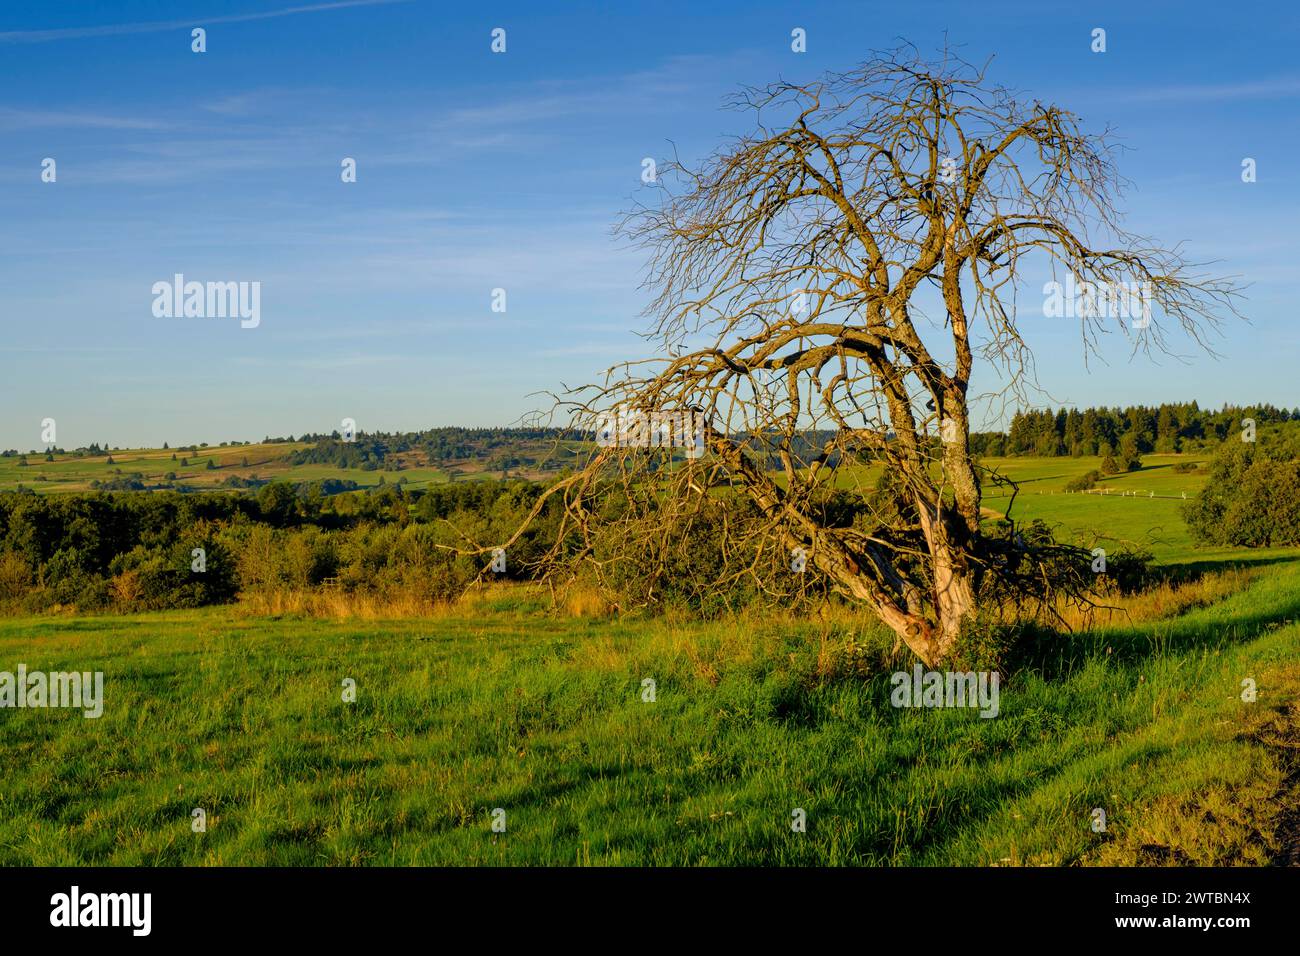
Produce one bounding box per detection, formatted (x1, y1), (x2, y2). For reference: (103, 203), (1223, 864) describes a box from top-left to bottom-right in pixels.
(514, 44), (1243, 665)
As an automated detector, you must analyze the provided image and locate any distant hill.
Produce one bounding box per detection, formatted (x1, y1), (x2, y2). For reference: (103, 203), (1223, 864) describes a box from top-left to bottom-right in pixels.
(0, 427), (591, 494)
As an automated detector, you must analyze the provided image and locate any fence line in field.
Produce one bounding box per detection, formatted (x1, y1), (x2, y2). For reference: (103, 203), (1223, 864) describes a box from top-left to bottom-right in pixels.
(984, 488), (1190, 501)
(1076, 489), (1188, 500)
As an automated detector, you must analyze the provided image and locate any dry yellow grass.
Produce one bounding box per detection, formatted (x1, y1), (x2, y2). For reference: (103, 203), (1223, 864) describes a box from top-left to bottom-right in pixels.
(557, 584), (613, 618)
(1056, 567), (1260, 631)
(237, 588), (445, 620)
(233, 580), (562, 620)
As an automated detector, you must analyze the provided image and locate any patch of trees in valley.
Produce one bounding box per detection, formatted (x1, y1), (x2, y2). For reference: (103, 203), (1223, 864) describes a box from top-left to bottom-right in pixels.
(0, 480), (560, 614)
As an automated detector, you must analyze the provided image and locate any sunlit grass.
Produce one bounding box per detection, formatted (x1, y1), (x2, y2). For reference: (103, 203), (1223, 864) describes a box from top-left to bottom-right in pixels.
(1, 558), (1295, 866)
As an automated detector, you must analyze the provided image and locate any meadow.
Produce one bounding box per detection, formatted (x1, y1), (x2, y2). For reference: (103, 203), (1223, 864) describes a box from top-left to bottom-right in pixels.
(0, 437), (576, 493)
(1, 451), (1297, 865)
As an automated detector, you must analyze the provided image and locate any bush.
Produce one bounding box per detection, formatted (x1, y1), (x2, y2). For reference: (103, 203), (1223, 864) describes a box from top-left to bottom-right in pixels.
(106, 535), (237, 610)
(1183, 429), (1300, 547)
(1096, 546), (1156, 596)
(1064, 469), (1102, 492)
(0, 551), (32, 603)
(1118, 434), (1143, 472)
(587, 497), (773, 617)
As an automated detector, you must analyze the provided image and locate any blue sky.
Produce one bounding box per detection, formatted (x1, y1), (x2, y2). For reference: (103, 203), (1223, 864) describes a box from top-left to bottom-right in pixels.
(1, 0), (1296, 450)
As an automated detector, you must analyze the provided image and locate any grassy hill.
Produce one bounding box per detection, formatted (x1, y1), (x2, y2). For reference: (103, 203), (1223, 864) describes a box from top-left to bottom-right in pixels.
(0, 439), (1214, 502)
(0, 435), (587, 493)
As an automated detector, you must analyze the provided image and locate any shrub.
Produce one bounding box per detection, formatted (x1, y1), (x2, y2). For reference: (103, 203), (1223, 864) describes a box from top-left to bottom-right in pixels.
(1183, 428), (1300, 547)
(1096, 546), (1156, 596)
(1064, 469), (1102, 492)
(110, 568), (144, 605)
(0, 551), (32, 603)
(1118, 433), (1143, 471)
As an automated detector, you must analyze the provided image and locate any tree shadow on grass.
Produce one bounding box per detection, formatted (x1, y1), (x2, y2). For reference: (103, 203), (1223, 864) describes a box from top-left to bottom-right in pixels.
(1158, 552), (1300, 585)
(1010, 576), (1300, 681)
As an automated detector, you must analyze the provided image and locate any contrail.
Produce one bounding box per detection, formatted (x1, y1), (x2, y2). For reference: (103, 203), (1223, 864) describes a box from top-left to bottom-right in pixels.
(0, 0), (410, 45)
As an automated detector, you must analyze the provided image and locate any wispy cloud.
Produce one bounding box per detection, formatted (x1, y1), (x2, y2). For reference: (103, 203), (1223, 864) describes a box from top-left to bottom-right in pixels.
(0, 0), (408, 45)
(1116, 76), (1300, 103)
(0, 106), (167, 130)
(538, 342), (633, 359)
(201, 86), (337, 117)
(438, 53), (756, 131)
(271, 317), (479, 343)
(233, 352), (417, 371)
(0, 346), (144, 353)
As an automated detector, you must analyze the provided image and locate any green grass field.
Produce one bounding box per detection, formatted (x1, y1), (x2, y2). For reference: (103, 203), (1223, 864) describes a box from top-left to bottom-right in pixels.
(1, 569), (1296, 865)
(818, 452), (1300, 565)
(2, 448), (1297, 865)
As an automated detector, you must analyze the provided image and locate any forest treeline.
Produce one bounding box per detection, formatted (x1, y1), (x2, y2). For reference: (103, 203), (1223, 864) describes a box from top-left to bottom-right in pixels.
(279, 426), (578, 473)
(971, 402), (1299, 457)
